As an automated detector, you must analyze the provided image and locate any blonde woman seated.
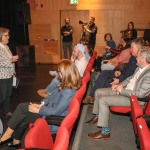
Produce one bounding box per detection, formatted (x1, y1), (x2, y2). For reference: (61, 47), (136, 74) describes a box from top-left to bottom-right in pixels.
(0, 59), (81, 148)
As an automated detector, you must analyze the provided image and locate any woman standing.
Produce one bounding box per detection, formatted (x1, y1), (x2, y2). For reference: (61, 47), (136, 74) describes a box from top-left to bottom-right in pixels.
(0, 59), (81, 148)
(0, 27), (18, 116)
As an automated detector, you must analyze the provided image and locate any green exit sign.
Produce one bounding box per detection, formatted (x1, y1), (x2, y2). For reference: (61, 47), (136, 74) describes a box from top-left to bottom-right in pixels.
(70, 0), (78, 4)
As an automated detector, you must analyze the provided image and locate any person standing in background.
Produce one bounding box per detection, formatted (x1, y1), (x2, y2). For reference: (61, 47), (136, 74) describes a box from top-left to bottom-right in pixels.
(61, 17), (74, 59)
(84, 16), (98, 50)
(0, 27), (18, 117)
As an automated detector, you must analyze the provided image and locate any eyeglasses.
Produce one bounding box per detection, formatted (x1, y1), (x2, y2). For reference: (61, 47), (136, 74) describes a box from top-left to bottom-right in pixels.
(3, 34), (10, 37)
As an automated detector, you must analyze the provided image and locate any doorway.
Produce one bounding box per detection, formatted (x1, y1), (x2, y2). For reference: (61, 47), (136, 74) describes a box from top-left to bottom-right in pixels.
(60, 10), (89, 58)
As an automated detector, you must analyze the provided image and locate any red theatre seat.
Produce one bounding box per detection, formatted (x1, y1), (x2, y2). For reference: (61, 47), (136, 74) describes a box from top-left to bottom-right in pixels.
(130, 95), (143, 135)
(109, 106), (131, 114)
(73, 83), (87, 104)
(82, 71), (90, 84)
(137, 117), (150, 150)
(24, 118), (53, 150)
(53, 125), (69, 150)
(53, 99), (80, 150)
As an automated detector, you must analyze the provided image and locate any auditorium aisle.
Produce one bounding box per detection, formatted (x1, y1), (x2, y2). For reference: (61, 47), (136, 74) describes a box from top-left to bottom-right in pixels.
(72, 104), (139, 150)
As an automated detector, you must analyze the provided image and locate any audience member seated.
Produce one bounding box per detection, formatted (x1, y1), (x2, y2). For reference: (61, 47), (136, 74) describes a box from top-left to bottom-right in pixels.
(101, 38), (131, 70)
(89, 38), (131, 93)
(38, 43), (88, 98)
(83, 42), (92, 61)
(86, 46), (150, 140)
(82, 39), (143, 104)
(93, 33), (116, 71)
(0, 59), (81, 148)
(102, 33), (117, 59)
(122, 21), (137, 42)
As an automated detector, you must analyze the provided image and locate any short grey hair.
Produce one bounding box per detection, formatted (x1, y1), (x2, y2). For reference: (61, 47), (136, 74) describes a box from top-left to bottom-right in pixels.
(131, 38), (144, 50)
(139, 46), (150, 63)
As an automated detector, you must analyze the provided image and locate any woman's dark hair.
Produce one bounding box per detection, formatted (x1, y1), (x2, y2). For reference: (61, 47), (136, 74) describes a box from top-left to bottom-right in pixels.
(128, 22), (134, 29)
(104, 33), (113, 41)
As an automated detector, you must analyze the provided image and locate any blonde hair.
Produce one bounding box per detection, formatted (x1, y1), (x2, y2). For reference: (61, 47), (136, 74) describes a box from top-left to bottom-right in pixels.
(0, 27), (9, 42)
(58, 59), (81, 90)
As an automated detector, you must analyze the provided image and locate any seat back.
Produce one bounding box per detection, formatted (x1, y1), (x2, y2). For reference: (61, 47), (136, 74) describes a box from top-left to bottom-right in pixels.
(84, 51), (97, 73)
(73, 83), (87, 104)
(64, 98), (80, 133)
(24, 118), (53, 150)
(85, 62), (93, 72)
(82, 71), (90, 84)
(130, 95), (143, 135)
(137, 117), (150, 150)
(53, 98), (80, 150)
(53, 125), (69, 150)
(91, 51), (97, 60)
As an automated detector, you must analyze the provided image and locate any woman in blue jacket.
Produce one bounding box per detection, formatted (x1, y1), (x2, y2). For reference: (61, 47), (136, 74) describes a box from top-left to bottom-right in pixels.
(0, 59), (81, 148)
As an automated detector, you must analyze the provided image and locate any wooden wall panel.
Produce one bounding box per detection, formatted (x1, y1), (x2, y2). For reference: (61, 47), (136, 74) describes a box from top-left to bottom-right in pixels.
(27, 0), (150, 63)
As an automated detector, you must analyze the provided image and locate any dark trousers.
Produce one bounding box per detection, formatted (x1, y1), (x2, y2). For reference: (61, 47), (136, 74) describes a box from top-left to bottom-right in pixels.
(0, 77), (13, 112)
(8, 103), (42, 140)
(90, 70), (115, 97)
(62, 42), (72, 59)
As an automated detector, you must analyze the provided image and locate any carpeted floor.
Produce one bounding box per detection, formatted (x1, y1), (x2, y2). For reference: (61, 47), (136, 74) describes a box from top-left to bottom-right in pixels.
(72, 105), (138, 150)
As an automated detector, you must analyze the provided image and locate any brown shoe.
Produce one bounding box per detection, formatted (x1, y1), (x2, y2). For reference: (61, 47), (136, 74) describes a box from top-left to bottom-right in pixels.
(88, 130), (110, 140)
(37, 89), (49, 98)
(86, 116), (98, 125)
(82, 96), (94, 104)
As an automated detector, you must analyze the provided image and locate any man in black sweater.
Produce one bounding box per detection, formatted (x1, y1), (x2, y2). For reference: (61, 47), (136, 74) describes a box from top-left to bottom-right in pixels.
(61, 17), (73, 59)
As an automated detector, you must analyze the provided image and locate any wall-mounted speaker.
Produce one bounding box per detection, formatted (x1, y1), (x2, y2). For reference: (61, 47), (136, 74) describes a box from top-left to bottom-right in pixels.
(15, 2), (31, 25)
(16, 45), (35, 67)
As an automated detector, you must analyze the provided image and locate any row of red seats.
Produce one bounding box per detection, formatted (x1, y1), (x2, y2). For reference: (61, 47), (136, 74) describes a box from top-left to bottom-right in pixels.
(110, 95), (150, 150)
(130, 95), (150, 150)
(51, 51), (97, 150)
(23, 52), (97, 150)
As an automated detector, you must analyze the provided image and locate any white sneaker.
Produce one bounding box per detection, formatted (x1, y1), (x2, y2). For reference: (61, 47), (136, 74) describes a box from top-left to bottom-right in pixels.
(49, 71), (58, 77)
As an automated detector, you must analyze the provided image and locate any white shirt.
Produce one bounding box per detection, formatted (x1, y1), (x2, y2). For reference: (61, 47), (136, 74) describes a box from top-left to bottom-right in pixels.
(0, 43), (15, 79)
(125, 65), (149, 90)
(74, 56), (88, 77)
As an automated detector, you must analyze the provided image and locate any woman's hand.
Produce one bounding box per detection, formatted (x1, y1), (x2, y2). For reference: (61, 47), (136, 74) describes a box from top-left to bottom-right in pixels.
(12, 55), (19, 62)
(29, 102), (43, 109)
(28, 102), (42, 113)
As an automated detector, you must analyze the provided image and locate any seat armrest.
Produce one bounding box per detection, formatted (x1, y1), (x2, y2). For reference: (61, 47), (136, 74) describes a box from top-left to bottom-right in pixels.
(45, 115), (65, 126)
(138, 96), (149, 102)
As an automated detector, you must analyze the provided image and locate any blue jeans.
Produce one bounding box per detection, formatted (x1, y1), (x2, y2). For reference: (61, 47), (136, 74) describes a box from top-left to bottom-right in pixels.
(45, 77), (60, 95)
